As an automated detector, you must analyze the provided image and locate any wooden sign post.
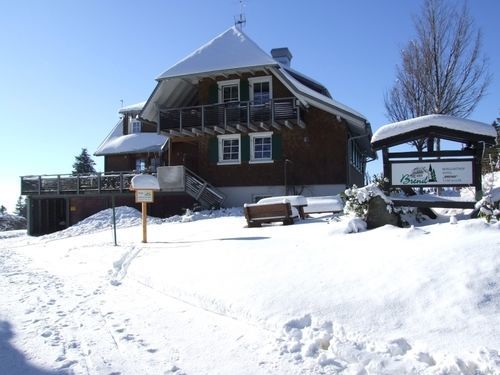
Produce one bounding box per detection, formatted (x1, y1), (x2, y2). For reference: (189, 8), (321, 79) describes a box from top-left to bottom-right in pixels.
(135, 190), (154, 243)
(130, 175), (160, 244)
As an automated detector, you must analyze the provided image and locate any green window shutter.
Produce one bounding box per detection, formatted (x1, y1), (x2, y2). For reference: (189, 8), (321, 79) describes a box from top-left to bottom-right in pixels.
(208, 83), (219, 104)
(240, 79), (249, 102)
(272, 134), (283, 160)
(241, 135), (250, 162)
(208, 137), (219, 163)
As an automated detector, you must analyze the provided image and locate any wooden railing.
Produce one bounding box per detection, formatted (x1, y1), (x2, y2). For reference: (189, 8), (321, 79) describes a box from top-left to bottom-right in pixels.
(21, 172), (139, 195)
(183, 167), (224, 208)
(21, 169), (225, 209)
(159, 97), (303, 134)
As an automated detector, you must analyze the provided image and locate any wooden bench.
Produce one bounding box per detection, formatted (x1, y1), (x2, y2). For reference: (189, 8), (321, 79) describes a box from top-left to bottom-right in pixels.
(244, 202), (294, 227)
(256, 195), (307, 219)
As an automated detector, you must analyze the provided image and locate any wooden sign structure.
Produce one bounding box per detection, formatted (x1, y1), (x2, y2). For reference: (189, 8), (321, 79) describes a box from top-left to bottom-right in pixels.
(371, 115), (497, 210)
(130, 174), (160, 243)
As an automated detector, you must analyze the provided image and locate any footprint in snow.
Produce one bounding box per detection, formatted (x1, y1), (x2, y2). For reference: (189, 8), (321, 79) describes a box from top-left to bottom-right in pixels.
(41, 330), (52, 338)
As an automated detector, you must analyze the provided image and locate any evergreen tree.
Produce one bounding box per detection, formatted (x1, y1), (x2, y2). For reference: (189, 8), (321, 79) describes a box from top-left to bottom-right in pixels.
(15, 196), (27, 218)
(0, 205), (6, 215)
(72, 148), (96, 174)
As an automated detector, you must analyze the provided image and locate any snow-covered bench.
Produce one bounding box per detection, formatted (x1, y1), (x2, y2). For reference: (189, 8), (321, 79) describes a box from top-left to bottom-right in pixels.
(256, 195), (308, 219)
(243, 202), (294, 227)
(303, 195), (344, 215)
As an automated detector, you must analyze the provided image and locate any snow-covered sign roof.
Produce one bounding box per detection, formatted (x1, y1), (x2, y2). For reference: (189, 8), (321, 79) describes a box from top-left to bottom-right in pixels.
(119, 101), (146, 114)
(131, 174), (160, 191)
(372, 114), (497, 149)
(157, 26), (278, 80)
(95, 125), (168, 156)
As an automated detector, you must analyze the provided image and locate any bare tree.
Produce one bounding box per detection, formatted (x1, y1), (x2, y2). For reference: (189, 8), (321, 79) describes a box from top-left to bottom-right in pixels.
(385, 0), (491, 151)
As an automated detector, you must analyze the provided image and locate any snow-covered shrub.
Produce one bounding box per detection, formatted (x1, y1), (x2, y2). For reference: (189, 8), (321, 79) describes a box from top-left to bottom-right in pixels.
(475, 193), (500, 223)
(342, 184), (394, 220)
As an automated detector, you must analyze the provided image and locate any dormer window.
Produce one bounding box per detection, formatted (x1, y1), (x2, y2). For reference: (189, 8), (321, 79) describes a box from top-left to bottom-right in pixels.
(218, 79), (240, 103)
(129, 118), (141, 134)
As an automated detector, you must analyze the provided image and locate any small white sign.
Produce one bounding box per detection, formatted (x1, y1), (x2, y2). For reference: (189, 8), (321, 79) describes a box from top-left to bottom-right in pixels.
(392, 161), (473, 186)
(135, 190), (154, 203)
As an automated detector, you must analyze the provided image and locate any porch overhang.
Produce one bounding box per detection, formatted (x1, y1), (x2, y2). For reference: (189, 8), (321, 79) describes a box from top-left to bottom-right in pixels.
(94, 133), (169, 156)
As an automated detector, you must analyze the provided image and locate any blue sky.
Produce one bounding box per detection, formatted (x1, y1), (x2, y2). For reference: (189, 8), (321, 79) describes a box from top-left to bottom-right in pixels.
(1, 0), (499, 211)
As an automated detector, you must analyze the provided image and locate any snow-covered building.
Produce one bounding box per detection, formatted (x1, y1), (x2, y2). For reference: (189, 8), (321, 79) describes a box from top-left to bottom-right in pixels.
(96, 26), (374, 206)
(21, 26), (375, 235)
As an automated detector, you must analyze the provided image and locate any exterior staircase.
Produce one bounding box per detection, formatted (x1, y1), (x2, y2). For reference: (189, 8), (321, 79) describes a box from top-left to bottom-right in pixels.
(183, 167), (225, 209)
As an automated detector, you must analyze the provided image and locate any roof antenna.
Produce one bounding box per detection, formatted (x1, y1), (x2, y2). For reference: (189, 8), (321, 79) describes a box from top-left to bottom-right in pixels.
(234, 0), (246, 30)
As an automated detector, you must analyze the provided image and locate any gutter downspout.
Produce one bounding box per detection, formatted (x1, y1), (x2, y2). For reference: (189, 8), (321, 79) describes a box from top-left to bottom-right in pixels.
(346, 124), (373, 187)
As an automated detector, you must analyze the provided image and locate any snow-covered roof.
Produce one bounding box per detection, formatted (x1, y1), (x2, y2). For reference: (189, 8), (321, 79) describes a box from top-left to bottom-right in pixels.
(273, 67), (367, 124)
(95, 130), (168, 156)
(140, 26), (374, 156)
(372, 115), (497, 148)
(157, 26), (278, 80)
(119, 101), (146, 114)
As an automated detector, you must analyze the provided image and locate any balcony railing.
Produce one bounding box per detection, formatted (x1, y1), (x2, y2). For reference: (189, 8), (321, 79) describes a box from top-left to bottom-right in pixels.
(20, 168), (225, 209)
(21, 172), (139, 195)
(159, 97), (305, 135)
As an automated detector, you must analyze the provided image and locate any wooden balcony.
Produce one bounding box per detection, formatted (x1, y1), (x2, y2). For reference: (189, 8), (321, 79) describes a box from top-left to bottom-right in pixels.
(20, 168), (224, 208)
(159, 97), (305, 137)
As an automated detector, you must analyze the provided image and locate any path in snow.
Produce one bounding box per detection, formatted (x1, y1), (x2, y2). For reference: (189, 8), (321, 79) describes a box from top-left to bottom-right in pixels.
(0, 238), (301, 374)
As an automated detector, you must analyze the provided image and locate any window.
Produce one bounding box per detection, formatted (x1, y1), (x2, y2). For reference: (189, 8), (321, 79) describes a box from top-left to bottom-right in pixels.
(250, 132), (273, 163)
(128, 117), (141, 134)
(218, 134), (241, 165)
(218, 79), (240, 103)
(135, 158), (146, 172)
(150, 157), (161, 172)
(249, 76), (272, 105)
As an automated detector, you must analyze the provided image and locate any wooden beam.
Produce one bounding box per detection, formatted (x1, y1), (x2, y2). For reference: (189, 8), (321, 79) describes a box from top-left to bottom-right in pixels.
(387, 150), (476, 159)
(214, 126), (225, 134)
(284, 120), (293, 130)
(225, 125), (237, 133)
(392, 198), (475, 209)
(192, 128), (203, 136)
(169, 129), (182, 137)
(236, 124), (248, 133)
(260, 122), (270, 131)
(248, 123), (258, 132)
(203, 127), (215, 135)
(271, 121), (281, 130)
(297, 120), (306, 129)
(181, 129), (195, 137)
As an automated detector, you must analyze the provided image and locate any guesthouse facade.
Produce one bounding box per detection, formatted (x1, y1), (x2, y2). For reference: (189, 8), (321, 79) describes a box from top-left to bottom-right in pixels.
(22, 26), (375, 235)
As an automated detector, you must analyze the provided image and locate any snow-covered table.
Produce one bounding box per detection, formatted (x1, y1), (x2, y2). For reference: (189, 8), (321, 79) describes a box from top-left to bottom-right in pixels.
(303, 195), (344, 214)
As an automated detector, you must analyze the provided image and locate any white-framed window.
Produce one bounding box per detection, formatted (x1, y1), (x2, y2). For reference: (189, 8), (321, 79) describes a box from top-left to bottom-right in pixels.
(218, 134), (241, 165)
(248, 76), (272, 105)
(129, 118), (141, 134)
(250, 132), (273, 163)
(218, 79), (240, 103)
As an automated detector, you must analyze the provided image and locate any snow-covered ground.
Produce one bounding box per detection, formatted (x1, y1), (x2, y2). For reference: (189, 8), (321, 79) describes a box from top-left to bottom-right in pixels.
(1, 185), (500, 374)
